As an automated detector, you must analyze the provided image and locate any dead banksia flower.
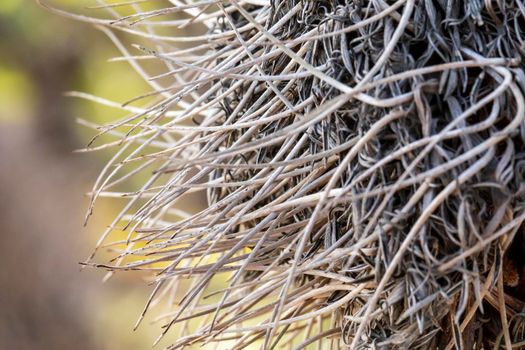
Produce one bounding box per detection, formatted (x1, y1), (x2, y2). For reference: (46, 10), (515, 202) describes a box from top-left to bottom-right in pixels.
(44, 0), (525, 348)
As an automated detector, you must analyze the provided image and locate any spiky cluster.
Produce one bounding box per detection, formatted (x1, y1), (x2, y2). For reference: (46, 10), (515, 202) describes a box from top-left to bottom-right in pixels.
(48, 0), (525, 348)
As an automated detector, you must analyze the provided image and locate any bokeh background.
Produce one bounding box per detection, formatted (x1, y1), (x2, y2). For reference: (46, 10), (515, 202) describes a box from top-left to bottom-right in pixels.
(0, 1), (192, 348)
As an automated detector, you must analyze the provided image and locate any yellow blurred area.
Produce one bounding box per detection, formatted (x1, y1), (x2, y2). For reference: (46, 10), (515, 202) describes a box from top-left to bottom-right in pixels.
(0, 0), (22, 14)
(0, 66), (34, 121)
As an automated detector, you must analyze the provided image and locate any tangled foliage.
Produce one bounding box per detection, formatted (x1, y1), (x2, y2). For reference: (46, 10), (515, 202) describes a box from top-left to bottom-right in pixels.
(46, 0), (525, 348)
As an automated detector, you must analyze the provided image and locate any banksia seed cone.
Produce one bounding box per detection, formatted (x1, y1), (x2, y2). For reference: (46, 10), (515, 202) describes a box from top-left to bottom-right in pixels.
(46, 0), (525, 348)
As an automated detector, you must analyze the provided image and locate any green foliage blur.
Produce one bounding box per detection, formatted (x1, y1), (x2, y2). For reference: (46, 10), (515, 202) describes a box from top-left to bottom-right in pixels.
(0, 0), (149, 127)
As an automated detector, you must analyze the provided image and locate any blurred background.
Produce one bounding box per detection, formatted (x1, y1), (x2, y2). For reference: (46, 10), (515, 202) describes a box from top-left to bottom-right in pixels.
(0, 1), (185, 348)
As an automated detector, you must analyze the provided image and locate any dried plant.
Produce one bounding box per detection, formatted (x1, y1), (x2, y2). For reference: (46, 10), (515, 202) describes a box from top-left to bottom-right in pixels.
(43, 0), (525, 348)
